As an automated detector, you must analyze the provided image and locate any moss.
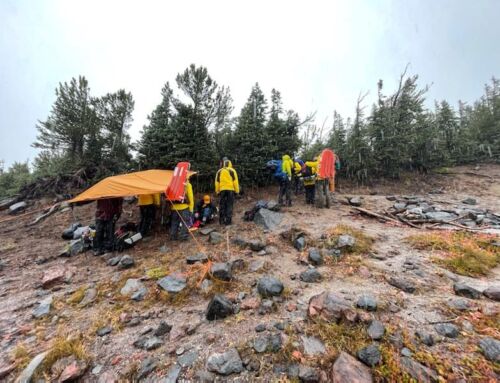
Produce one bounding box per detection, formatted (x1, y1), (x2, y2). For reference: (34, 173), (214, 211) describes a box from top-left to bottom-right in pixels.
(66, 286), (86, 305)
(407, 232), (499, 276)
(324, 225), (374, 255)
(146, 267), (168, 279)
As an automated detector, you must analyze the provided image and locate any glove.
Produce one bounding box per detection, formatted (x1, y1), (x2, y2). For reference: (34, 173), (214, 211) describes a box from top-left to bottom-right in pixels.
(288, 176), (292, 182)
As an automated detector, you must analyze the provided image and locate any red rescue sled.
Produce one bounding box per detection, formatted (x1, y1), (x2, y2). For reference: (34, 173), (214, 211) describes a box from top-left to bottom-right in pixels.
(318, 149), (336, 179)
(165, 162), (190, 202)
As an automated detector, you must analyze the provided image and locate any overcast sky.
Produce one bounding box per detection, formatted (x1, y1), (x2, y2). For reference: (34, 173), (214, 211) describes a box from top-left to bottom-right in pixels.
(1, 0), (499, 167)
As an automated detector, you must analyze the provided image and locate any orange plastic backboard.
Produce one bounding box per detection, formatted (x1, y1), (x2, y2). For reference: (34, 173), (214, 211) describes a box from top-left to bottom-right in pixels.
(318, 149), (336, 179)
(166, 162), (190, 201)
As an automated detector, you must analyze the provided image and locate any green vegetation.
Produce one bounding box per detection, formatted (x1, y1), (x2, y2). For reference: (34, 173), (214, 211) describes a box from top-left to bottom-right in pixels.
(325, 224), (375, 255)
(407, 231), (500, 276)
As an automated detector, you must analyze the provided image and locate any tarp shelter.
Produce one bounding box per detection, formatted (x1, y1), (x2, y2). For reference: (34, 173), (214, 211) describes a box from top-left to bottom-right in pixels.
(68, 169), (196, 204)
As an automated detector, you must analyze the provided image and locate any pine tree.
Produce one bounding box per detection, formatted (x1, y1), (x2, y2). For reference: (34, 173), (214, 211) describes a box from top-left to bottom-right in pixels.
(326, 111), (347, 160)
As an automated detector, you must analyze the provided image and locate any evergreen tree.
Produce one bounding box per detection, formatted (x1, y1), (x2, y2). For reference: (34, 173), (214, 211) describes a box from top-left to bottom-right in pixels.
(326, 111), (347, 160)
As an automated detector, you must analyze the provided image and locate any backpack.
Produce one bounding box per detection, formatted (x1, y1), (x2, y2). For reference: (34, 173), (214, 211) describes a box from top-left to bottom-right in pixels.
(304, 164), (313, 177)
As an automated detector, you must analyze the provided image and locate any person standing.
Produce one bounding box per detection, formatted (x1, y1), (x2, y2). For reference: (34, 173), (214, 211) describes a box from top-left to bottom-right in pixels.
(94, 197), (123, 255)
(170, 178), (194, 240)
(215, 157), (239, 225)
(303, 161), (317, 204)
(279, 154), (293, 206)
(293, 158), (304, 195)
(137, 193), (160, 237)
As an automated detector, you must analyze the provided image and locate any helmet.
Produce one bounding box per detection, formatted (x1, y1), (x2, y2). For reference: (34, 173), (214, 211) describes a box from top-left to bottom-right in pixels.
(203, 195), (211, 204)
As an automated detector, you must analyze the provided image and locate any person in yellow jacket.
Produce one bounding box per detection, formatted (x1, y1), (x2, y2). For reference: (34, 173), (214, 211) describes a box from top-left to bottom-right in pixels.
(170, 178), (194, 240)
(137, 193), (161, 237)
(279, 154), (294, 206)
(215, 157), (239, 225)
(302, 161), (317, 205)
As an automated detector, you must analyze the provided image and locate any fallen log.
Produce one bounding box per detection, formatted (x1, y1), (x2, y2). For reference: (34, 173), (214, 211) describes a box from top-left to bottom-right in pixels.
(386, 212), (421, 229)
(351, 207), (400, 224)
(28, 203), (60, 226)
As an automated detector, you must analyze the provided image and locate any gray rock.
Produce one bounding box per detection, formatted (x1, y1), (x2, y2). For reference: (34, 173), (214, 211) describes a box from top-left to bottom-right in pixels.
(187, 252), (208, 264)
(356, 295), (377, 311)
(206, 294), (234, 320)
(157, 273), (187, 294)
(447, 297), (474, 311)
(331, 352), (373, 383)
(415, 330), (434, 346)
(249, 240), (266, 251)
(211, 262), (232, 281)
(209, 231), (224, 244)
(425, 211), (456, 221)
(32, 295), (52, 318)
(308, 248), (323, 266)
(8, 201), (26, 215)
(337, 234), (356, 248)
(367, 320), (385, 340)
(15, 351), (48, 383)
(200, 227), (215, 235)
(294, 236), (306, 251)
(154, 320), (172, 336)
(200, 279), (213, 294)
(453, 283), (481, 299)
(206, 348), (243, 375)
(121, 279), (147, 300)
(400, 356), (438, 383)
(258, 299), (274, 315)
(388, 276), (416, 293)
(107, 256), (121, 266)
(268, 333), (283, 352)
(393, 202), (407, 210)
(195, 370), (215, 383)
(249, 259), (266, 273)
(163, 363), (181, 382)
(301, 335), (326, 356)
(483, 286), (500, 301)
(349, 196), (362, 207)
(267, 200), (280, 211)
(178, 350), (198, 368)
(257, 276), (284, 297)
(136, 357), (157, 380)
(462, 197), (477, 205)
(133, 336), (163, 350)
(386, 196), (397, 201)
(299, 268), (322, 283)
(401, 347), (412, 357)
(254, 208), (283, 230)
(119, 254), (135, 269)
(253, 335), (269, 353)
(96, 327), (112, 337)
(357, 344), (381, 367)
(479, 337), (500, 362)
(255, 324), (266, 332)
(298, 365), (319, 382)
(0, 196), (17, 211)
(79, 287), (97, 307)
(435, 323), (459, 338)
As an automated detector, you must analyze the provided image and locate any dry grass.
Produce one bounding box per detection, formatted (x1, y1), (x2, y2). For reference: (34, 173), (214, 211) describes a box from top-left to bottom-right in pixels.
(11, 343), (31, 370)
(407, 231), (500, 276)
(66, 286), (86, 305)
(38, 334), (90, 377)
(324, 225), (374, 255)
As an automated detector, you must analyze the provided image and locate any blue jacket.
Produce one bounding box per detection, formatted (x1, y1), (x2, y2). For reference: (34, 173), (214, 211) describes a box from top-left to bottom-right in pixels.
(266, 160), (287, 181)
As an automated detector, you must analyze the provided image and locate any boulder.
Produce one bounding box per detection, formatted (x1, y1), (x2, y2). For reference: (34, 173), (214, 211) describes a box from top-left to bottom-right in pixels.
(462, 197), (477, 205)
(367, 320), (385, 340)
(300, 268), (322, 283)
(349, 197), (363, 207)
(483, 286), (500, 301)
(32, 295), (52, 319)
(209, 231), (224, 245)
(388, 276), (416, 293)
(253, 335), (269, 353)
(249, 240), (266, 252)
(298, 365), (319, 382)
(119, 255), (135, 269)
(478, 337), (500, 362)
(206, 348), (243, 375)
(206, 294), (234, 320)
(257, 276), (284, 297)
(42, 266), (66, 288)
(253, 208), (283, 230)
(107, 256), (121, 266)
(294, 236), (306, 251)
(424, 211), (456, 221)
(0, 196), (17, 211)
(434, 323), (459, 338)
(154, 321), (172, 336)
(357, 344), (381, 367)
(356, 295), (377, 311)
(177, 350), (199, 368)
(8, 201), (26, 215)
(337, 235), (356, 248)
(187, 252), (208, 264)
(301, 335), (326, 356)
(210, 262), (232, 281)
(308, 291), (356, 323)
(308, 248), (323, 266)
(453, 283), (481, 299)
(120, 279), (147, 301)
(331, 352), (373, 383)
(400, 356), (438, 383)
(393, 202), (407, 211)
(133, 336), (163, 350)
(415, 330), (435, 346)
(157, 273), (187, 294)
(249, 259), (266, 273)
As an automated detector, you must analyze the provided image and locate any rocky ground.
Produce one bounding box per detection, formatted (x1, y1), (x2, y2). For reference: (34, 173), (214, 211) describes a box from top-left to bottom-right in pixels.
(0, 164), (499, 382)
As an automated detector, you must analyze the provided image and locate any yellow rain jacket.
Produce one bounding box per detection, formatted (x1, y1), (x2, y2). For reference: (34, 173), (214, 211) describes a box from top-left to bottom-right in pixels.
(293, 161), (302, 175)
(282, 155), (293, 178)
(138, 193), (161, 206)
(172, 181), (194, 212)
(303, 161), (317, 186)
(215, 160), (240, 194)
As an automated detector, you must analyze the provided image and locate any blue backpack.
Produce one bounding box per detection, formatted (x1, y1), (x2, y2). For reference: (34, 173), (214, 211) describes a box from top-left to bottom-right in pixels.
(266, 160), (287, 181)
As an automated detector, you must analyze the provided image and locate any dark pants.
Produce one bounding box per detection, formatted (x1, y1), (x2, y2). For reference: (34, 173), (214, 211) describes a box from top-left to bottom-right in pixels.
(278, 178), (292, 206)
(315, 179), (330, 208)
(293, 175), (303, 195)
(139, 204), (156, 236)
(170, 208), (191, 240)
(305, 184), (315, 204)
(219, 190), (234, 225)
(196, 207), (214, 224)
(94, 219), (115, 252)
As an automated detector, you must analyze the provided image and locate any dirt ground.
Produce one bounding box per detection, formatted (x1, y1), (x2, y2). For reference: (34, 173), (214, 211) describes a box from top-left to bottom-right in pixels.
(0, 164), (499, 382)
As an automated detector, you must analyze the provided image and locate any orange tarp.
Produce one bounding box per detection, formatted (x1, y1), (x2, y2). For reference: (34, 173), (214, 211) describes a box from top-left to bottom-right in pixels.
(68, 169), (196, 203)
